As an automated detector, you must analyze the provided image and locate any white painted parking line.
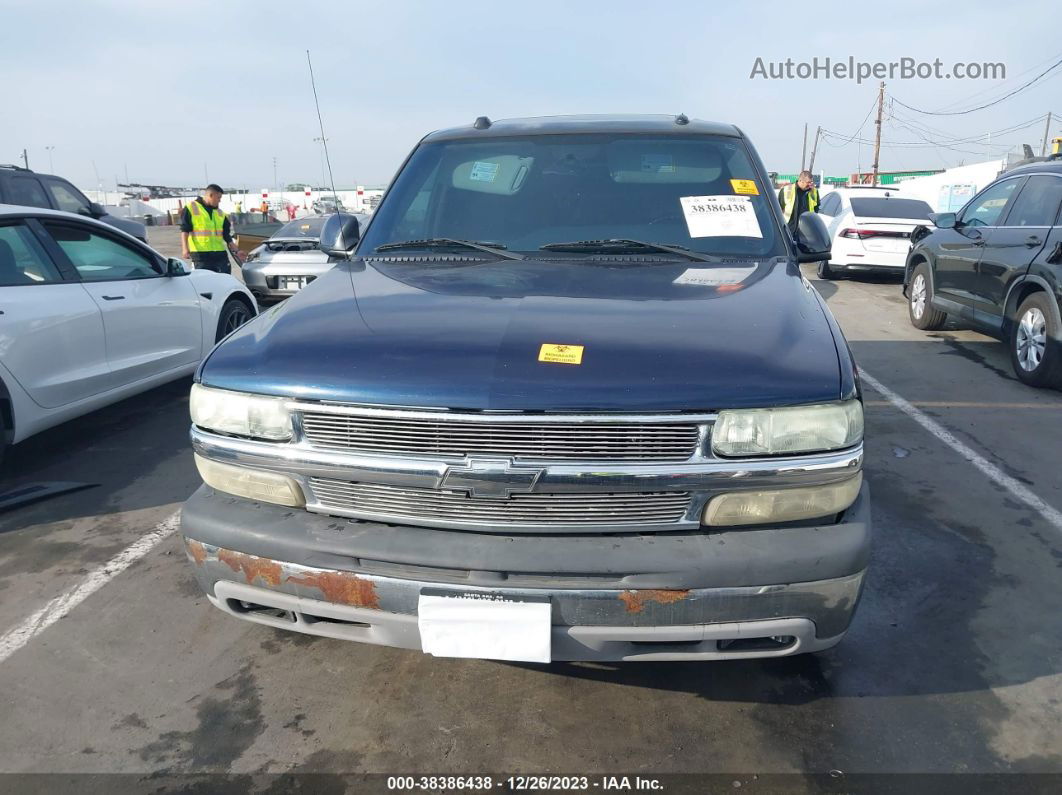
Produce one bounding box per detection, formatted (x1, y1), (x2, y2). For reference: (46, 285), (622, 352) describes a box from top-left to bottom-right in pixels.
(860, 369), (1062, 536)
(0, 512), (180, 665)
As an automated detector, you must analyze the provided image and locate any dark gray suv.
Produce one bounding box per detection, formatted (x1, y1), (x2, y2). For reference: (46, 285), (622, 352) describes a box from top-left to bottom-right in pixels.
(905, 161), (1062, 388)
(0, 164), (147, 242)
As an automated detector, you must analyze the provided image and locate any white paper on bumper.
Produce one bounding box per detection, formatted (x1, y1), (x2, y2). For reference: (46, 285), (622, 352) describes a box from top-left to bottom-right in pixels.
(680, 195), (762, 239)
(418, 593), (552, 663)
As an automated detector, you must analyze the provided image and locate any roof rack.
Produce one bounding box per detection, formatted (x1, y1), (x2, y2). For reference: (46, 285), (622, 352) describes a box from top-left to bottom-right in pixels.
(0, 164), (32, 172)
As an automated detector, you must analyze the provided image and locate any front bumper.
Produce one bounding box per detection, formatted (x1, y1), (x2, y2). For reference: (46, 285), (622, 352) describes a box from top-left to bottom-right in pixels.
(181, 483), (871, 661)
(241, 260), (330, 301)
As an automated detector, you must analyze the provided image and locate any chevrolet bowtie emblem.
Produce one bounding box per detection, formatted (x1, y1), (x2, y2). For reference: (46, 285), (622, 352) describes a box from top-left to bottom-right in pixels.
(440, 458), (544, 499)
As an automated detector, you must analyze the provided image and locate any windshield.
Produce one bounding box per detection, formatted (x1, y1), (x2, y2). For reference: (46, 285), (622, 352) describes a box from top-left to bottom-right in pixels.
(273, 217), (327, 238)
(849, 197), (932, 220)
(358, 134), (785, 258)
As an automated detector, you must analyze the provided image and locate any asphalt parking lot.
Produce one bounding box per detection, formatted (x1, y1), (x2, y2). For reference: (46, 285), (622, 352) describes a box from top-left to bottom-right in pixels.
(1, 231), (1060, 781)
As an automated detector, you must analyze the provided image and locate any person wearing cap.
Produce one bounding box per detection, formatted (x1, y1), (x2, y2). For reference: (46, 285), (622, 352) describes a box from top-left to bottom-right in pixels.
(180, 183), (243, 274)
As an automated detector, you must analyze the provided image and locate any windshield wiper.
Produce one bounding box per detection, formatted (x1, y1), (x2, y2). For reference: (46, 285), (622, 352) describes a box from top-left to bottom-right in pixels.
(539, 239), (720, 263)
(374, 238), (524, 260)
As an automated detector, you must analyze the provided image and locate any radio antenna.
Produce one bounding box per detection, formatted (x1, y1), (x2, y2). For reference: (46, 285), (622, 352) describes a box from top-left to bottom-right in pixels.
(306, 50), (340, 210)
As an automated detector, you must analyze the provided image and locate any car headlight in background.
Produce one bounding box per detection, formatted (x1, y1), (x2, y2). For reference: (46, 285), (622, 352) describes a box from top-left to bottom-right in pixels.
(194, 455), (304, 507)
(712, 400), (863, 457)
(190, 384), (292, 441)
(702, 474), (862, 526)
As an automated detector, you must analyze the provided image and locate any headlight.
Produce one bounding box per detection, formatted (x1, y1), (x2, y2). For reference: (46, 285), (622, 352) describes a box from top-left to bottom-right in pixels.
(190, 384), (292, 441)
(712, 400), (863, 457)
(194, 455), (305, 507)
(703, 474), (862, 526)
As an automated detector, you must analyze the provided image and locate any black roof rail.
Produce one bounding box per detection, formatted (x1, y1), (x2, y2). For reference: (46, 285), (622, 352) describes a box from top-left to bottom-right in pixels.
(0, 164), (32, 172)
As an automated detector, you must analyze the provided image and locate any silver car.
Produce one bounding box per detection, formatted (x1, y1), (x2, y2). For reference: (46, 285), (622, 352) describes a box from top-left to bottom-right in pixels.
(241, 214), (367, 303)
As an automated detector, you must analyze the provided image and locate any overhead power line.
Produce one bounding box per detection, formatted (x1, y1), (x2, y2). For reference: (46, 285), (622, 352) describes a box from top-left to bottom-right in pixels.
(888, 109), (1051, 145)
(932, 50), (1062, 112)
(823, 97), (879, 146)
(821, 111), (1049, 151)
(890, 55), (1062, 116)
(886, 117), (1004, 156)
(820, 129), (1014, 151)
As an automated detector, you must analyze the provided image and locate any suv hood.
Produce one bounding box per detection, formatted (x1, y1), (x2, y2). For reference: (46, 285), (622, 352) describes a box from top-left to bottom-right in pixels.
(200, 257), (845, 411)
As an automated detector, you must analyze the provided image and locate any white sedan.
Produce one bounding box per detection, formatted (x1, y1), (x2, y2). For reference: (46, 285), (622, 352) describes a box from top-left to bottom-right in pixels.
(815, 187), (934, 279)
(0, 205), (257, 456)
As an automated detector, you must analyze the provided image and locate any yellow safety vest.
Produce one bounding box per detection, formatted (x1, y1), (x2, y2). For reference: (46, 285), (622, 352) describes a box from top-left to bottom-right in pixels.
(781, 184), (819, 224)
(186, 200), (227, 253)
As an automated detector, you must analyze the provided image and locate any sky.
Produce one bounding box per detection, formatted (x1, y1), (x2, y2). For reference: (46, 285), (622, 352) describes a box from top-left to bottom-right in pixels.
(4, 0), (1062, 192)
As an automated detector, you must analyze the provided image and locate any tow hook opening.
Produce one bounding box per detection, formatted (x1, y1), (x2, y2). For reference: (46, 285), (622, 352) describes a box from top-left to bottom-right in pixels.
(301, 613), (371, 628)
(717, 635), (796, 652)
(227, 598), (296, 623)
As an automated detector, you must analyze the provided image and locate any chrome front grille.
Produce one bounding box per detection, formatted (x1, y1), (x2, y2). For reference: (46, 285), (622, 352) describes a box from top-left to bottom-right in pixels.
(309, 478), (692, 527)
(299, 411), (700, 461)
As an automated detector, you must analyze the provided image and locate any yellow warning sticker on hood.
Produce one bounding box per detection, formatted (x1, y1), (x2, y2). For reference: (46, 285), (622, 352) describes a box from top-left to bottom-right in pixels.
(538, 343), (584, 365)
(730, 179), (759, 195)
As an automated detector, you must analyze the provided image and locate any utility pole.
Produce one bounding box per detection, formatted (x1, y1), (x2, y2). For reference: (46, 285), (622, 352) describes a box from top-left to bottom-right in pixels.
(273, 156), (278, 194)
(808, 126), (822, 174)
(1042, 112), (1053, 157)
(871, 81), (885, 186)
(45, 146), (54, 172)
(20, 149), (29, 169)
(800, 123), (808, 172)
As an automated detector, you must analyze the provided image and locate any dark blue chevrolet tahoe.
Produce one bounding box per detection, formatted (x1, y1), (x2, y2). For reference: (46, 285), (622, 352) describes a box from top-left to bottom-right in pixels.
(181, 115), (869, 662)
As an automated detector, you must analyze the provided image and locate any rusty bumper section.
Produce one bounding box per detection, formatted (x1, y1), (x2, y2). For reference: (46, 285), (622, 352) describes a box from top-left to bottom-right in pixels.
(184, 538), (865, 660)
(179, 484), (871, 660)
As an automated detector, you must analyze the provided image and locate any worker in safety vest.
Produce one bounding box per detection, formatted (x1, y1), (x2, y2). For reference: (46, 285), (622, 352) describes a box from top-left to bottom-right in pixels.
(180, 184), (243, 273)
(777, 170), (819, 237)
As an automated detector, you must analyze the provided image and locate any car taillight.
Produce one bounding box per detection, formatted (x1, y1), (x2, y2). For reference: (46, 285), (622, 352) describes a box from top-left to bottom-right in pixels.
(840, 228), (884, 239)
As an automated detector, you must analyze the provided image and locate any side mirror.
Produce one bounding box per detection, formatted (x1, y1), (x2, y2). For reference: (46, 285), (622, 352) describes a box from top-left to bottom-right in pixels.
(88, 202), (107, 218)
(930, 212), (957, 229)
(319, 212), (361, 258)
(167, 257), (191, 276)
(795, 213), (832, 263)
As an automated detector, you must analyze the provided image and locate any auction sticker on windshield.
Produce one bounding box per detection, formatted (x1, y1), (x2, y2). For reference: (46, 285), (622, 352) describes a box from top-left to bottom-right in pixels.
(680, 195), (762, 239)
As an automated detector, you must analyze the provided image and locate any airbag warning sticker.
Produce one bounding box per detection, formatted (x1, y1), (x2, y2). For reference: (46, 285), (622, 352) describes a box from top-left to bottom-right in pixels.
(679, 195), (762, 239)
(538, 344), (584, 365)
